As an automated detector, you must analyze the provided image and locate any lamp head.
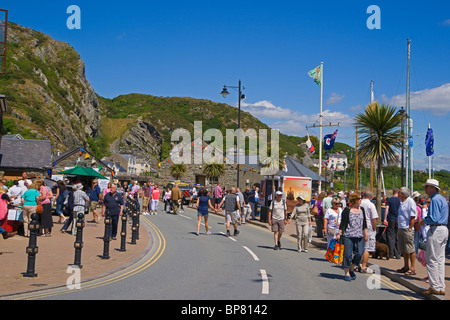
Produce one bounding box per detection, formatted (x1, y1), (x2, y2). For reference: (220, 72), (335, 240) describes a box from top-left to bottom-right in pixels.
(221, 87), (230, 99)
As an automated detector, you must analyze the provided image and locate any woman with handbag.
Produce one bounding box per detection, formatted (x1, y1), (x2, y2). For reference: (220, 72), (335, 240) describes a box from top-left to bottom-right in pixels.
(323, 197), (343, 249)
(0, 188), (15, 239)
(289, 196), (311, 252)
(336, 192), (368, 282)
(36, 179), (54, 237)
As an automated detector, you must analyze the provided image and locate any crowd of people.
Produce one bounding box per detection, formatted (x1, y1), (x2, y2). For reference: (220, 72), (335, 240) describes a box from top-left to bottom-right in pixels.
(1, 171), (449, 295)
(309, 178), (449, 294)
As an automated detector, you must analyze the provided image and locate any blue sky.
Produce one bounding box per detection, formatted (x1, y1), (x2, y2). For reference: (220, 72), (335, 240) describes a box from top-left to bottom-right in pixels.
(3, 1), (450, 170)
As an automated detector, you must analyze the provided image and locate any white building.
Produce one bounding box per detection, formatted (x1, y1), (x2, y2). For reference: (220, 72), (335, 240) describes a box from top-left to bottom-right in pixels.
(327, 154), (348, 171)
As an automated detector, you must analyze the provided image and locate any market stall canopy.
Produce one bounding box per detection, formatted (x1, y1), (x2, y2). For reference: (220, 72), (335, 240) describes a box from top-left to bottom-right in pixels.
(58, 166), (107, 179)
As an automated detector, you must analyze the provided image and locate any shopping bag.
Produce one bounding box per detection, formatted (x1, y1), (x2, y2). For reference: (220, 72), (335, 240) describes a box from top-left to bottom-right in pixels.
(325, 239), (336, 262)
(417, 249), (426, 267)
(36, 204), (44, 214)
(331, 240), (344, 265)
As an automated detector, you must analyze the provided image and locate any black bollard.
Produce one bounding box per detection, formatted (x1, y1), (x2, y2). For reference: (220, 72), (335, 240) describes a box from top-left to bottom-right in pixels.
(72, 212), (85, 268)
(99, 213), (111, 259)
(23, 213), (40, 278)
(131, 209), (138, 245)
(136, 208), (140, 241)
(117, 209), (128, 252)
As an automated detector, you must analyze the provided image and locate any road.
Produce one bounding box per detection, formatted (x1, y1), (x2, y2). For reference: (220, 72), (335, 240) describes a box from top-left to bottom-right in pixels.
(8, 204), (423, 302)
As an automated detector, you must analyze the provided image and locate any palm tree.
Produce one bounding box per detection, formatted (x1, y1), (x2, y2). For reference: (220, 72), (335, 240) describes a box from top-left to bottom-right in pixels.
(259, 144), (286, 202)
(354, 102), (404, 214)
(202, 162), (226, 185)
(169, 163), (187, 180)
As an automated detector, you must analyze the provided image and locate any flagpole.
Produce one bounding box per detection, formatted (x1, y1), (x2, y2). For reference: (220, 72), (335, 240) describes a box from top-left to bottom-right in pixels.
(428, 123), (431, 179)
(411, 119), (414, 193)
(318, 62), (324, 194)
(406, 39), (411, 190)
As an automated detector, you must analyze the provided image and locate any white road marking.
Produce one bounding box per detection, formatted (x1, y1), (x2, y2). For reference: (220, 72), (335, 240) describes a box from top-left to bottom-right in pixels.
(260, 269), (269, 295)
(179, 214), (192, 220)
(219, 232), (237, 241)
(243, 246), (260, 261)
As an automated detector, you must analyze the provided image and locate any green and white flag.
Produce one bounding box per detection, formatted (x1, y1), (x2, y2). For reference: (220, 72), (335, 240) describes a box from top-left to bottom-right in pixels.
(308, 65), (322, 87)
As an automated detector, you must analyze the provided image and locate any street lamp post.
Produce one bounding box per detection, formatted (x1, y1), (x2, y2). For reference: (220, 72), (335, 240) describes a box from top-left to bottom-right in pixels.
(221, 80), (246, 188)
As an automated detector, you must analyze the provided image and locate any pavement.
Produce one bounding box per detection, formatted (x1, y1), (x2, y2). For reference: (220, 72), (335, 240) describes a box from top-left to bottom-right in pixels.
(0, 210), (150, 298)
(0, 206), (448, 300)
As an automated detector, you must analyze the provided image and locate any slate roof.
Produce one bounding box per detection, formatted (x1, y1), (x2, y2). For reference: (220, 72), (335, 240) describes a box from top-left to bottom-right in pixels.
(53, 146), (114, 173)
(278, 156), (326, 182)
(0, 139), (53, 171)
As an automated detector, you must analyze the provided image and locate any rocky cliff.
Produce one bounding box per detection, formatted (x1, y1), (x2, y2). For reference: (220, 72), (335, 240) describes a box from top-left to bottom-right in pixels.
(3, 22), (101, 148)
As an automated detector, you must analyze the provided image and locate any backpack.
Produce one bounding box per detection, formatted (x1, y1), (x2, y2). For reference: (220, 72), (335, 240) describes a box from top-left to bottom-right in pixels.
(271, 199), (286, 211)
(224, 193), (238, 212)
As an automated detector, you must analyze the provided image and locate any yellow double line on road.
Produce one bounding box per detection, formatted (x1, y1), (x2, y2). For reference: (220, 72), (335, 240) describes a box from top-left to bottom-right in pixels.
(12, 216), (165, 300)
(363, 272), (419, 300)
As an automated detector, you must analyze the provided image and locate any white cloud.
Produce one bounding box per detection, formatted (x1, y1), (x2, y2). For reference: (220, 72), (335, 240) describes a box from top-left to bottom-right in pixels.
(414, 155), (450, 171)
(348, 104), (363, 112)
(241, 100), (355, 137)
(440, 19), (450, 26)
(326, 92), (345, 105)
(430, 155), (450, 172)
(381, 83), (450, 116)
(241, 100), (295, 120)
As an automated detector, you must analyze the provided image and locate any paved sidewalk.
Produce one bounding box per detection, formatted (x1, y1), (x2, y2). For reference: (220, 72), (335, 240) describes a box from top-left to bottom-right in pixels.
(0, 213), (150, 298)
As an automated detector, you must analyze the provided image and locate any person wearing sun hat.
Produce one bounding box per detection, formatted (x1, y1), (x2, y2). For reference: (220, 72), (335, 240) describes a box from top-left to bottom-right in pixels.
(419, 179), (448, 296)
(290, 195), (311, 252)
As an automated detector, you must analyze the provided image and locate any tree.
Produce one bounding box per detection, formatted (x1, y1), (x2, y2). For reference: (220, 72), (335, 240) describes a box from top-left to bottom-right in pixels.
(202, 162), (225, 185)
(259, 144), (286, 202)
(169, 163), (187, 180)
(354, 102), (404, 214)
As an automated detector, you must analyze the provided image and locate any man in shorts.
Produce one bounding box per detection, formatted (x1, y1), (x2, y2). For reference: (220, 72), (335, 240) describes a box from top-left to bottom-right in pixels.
(360, 191), (379, 273)
(218, 187), (242, 237)
(269, 191), (288, 250)
(87, 179), (101, 223)
(142, 181), (151, 215)
(396, 187), (417, 275)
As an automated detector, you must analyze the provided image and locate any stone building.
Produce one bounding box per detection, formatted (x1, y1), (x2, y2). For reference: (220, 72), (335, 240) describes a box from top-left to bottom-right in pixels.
(0, 138), (53, 180)
(150, 140), (263, 190)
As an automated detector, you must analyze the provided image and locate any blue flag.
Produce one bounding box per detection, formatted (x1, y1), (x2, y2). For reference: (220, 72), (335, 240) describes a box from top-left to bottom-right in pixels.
(425, 128), (434, 156)
(324, 130), (338, 151)
(408, 135), (413, 148)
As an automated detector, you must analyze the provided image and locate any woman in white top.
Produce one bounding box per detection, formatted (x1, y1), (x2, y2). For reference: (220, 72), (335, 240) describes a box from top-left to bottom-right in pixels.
(323, 197), (342, 249)
(289, 196), (311, 252)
